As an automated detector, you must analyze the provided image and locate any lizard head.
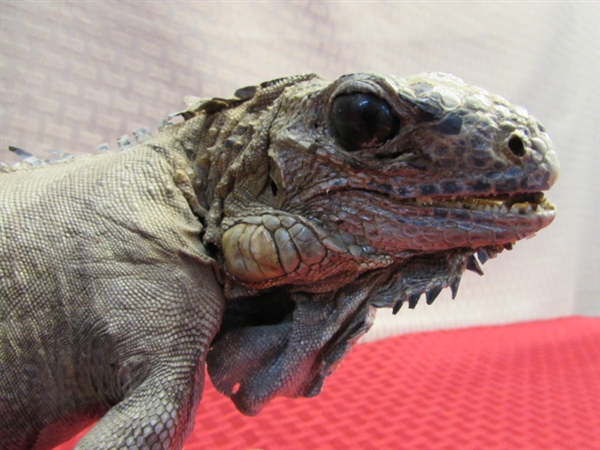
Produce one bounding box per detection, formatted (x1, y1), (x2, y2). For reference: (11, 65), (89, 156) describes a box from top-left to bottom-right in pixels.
(200, 73), (559, 415)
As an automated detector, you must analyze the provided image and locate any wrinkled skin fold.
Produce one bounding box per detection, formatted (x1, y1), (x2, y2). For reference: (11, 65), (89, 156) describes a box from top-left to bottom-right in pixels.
(208, 283), (376, 415)
(207, 248), (477, 414)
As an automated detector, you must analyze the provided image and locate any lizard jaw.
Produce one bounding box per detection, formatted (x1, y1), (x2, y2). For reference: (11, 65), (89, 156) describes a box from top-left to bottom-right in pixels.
(219, 191), (555, 291)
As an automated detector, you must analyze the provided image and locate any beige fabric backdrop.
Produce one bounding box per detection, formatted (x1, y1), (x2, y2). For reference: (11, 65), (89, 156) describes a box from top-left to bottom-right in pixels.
(1, 2), (598, 341)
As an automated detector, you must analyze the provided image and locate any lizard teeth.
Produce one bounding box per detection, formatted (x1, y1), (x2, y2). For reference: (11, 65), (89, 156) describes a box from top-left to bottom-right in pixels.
(410, 194), (550, 215)
(415, 196), (434, 205)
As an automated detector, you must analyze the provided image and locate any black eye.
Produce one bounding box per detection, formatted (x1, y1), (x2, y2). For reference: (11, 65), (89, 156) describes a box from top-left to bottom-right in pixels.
(331, 93), (400, 151)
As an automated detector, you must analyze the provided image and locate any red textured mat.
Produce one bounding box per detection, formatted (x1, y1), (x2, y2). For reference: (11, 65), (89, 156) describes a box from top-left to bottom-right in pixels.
(55, 317), (600, 449)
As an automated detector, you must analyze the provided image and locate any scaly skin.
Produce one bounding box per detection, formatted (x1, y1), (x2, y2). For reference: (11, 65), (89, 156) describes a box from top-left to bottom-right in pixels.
(0, 72), (558, 448)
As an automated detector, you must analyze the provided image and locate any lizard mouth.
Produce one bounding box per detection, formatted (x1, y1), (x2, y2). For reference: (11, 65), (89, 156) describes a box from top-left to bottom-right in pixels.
(405, 191), (556, 215)
(301, 187), (556, 258)
(303, 178), (556, 221)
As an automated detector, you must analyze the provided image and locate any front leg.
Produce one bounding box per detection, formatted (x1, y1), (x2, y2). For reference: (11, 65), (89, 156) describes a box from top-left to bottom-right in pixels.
(76, 362), (200, 449)
(74, 262), (224, 450)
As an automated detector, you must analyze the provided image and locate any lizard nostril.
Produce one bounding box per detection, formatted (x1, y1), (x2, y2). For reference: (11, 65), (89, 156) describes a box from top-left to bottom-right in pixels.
(508, 135), (526, 157)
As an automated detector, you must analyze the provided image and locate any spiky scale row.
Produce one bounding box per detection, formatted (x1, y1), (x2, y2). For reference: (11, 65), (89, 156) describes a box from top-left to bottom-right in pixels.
(107, 127), (154, 151)
(391, 249), (494, 314)
(6, 127), (155, 169)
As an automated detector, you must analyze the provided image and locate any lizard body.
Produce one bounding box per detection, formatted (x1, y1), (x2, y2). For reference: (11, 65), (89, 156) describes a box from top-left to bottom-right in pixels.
(0, 73), (558, 449)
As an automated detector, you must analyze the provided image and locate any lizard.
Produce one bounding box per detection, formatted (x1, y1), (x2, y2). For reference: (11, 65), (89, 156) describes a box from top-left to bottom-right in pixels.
(0, 72), (559, 449)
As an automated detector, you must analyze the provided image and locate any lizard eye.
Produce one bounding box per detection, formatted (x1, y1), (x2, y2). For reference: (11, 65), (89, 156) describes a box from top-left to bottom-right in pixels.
(331, 93), (399, 151)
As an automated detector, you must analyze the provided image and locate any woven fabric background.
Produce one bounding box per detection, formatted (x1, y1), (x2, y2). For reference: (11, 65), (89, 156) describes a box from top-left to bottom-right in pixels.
(54, 317), (600, 449)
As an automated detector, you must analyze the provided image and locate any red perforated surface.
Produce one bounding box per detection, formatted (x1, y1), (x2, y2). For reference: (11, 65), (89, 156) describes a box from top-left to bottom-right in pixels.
(55, 317), (600, 449)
